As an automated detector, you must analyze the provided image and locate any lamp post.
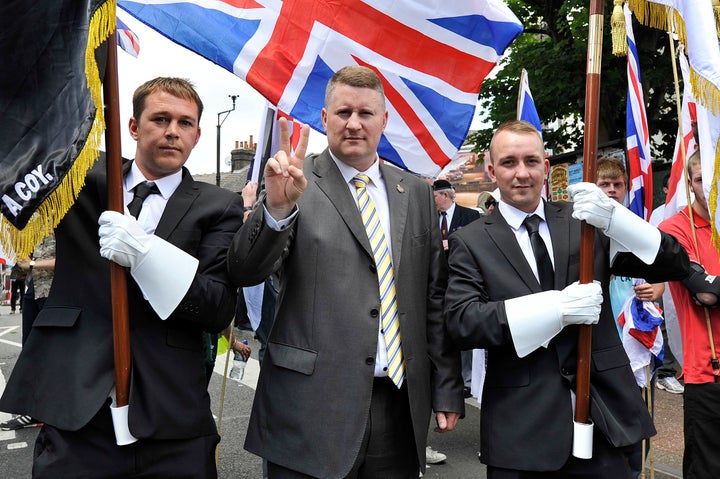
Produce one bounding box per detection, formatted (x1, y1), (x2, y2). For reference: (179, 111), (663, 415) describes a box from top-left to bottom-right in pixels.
(216, 95), (239, 187)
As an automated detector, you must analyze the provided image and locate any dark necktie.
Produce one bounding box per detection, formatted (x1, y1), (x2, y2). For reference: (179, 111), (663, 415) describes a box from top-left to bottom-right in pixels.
(523, 214), (554, 291)
(127, 182), (159, 219)
(440, 212), (449, 241)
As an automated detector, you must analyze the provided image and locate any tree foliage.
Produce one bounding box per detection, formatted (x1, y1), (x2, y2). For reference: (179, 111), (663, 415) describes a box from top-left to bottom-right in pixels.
(469, 0), (678, 162)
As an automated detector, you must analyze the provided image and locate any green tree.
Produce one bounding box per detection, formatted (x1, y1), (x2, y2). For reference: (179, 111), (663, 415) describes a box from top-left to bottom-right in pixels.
(469, 0), (678, 162)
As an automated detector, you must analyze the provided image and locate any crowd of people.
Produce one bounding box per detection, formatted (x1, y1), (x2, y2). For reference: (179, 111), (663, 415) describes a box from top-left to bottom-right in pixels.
(0, 65), (712, 479)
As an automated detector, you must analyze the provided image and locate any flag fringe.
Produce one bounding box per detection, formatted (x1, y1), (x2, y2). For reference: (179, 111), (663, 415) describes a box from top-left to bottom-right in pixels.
(0, 1), (115, 261)
(712, 145), (720, 252)
(612, 0), (628, 57)
(628, 0), (686, 45)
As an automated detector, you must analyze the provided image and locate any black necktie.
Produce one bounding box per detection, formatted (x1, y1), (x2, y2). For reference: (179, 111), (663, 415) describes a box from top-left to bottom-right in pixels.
(440, 212), (448, 241)
(127, 182), (159, 219)
(523, 214), (554, 291)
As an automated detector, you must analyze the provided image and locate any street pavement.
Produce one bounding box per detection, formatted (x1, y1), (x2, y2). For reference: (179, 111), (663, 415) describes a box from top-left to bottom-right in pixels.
(0, 303), (683, 478)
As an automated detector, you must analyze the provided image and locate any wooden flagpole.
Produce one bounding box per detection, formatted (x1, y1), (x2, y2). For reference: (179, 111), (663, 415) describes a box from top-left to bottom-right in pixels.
(574, 0), (606, 446)
(103, 21), (132, 410)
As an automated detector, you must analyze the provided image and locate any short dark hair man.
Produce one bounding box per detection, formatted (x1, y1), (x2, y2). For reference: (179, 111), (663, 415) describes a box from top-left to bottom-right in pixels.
(0, 77), (244, 478)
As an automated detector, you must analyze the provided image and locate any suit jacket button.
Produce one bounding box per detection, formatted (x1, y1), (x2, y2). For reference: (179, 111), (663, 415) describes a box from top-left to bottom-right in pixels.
(365, 357), (375, 365)
(370, 309), (379, 318)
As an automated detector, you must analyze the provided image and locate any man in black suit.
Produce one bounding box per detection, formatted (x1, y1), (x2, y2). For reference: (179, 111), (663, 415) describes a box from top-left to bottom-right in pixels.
(0, 77), (244, 478)
(433, 179), (481, 255)
(445, 120), (690, 478)
(432, 178), (480, 398)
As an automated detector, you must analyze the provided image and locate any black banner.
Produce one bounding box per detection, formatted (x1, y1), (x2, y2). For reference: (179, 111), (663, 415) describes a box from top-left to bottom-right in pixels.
(0, 0), (111, 258)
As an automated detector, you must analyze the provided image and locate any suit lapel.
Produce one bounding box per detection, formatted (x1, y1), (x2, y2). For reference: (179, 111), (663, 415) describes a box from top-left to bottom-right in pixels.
(154, 168), (199, 240)
(485, 210), (542, 293)
(312, 152), (375, 260)
(380, 163), (408, 268)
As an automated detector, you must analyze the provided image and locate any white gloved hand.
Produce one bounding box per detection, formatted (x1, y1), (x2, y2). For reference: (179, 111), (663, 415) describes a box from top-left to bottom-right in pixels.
(505, 281), (601, 357)
(558, 281), (602, 326)
(99, 211), (152, 268)
(568, 182), (615, 232)
(569, 182), (661, 264)
(98, 210), (198, 319)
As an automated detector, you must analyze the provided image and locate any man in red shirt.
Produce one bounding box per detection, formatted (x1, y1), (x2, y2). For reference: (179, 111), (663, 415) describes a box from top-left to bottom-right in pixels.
(659, 150), (720, 479)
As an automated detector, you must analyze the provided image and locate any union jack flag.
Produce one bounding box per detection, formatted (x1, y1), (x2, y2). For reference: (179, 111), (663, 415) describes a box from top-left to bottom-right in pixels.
(117, 16), (141, 57)
(117, 0), (523, 177)
(624, 4), (652, 221)
(617, 279), (664, 388)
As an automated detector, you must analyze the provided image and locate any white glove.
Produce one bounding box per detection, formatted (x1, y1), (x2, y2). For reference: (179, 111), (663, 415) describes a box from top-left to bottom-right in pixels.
(99, 211), (152, 268)
(505, 281), (601, 357)
(568, 182), (614, 231)
(569, 182), (661, 264)
(98, 211), (198, 319)
(559, 281), (602, 326)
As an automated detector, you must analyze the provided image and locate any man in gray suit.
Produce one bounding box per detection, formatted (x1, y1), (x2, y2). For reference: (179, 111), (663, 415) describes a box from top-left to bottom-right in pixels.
(445, 120), (689, 478)
(228, 65), (464, 478)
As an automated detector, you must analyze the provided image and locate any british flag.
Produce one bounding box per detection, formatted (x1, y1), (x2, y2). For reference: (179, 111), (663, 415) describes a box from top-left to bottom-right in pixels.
(624, 4), (652, 221)
(117, 0), (523, 177)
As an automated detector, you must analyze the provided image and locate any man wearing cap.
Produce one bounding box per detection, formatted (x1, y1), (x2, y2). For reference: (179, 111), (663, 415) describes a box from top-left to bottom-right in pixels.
(433, 179), (481, 399)
(433, 179), (481, 256)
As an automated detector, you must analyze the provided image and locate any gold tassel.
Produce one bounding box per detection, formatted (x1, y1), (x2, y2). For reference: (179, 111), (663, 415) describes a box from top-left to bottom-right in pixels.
(612, 0), (628, 57)
(0, 1), (115, 260)
(713, 0), (720, 39)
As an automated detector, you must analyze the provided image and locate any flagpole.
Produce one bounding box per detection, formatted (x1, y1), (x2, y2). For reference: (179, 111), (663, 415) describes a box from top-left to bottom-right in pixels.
(516, 69), (525, 121)
(103, 21), (132, 413)
(573, 0), (605, 459)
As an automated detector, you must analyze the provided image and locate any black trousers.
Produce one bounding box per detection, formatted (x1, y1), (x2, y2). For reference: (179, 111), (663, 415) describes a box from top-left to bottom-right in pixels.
(487, 427), (634, 479)
(268, 377), (418, 479)
(683, 382), (720, 479)
(33, 401), (219, 479)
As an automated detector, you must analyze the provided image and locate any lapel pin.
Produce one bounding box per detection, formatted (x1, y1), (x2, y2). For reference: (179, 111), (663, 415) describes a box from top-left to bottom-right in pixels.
(396, 184), (404, 193)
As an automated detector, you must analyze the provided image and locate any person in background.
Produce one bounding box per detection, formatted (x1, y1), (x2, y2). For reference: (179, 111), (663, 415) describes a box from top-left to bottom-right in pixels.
(9, 270), (25, 314)
(228, 65), (464, 478)
(0, 233), (55, 431)
(596, 156), (666, 478)
(432, 180), (481, 405)
(659, 151), (720, 479)
(433, 179), (481, 257)
(445, 120), (689, 478)
(0, 77), (244, 478)
(648, 171), (685, 394)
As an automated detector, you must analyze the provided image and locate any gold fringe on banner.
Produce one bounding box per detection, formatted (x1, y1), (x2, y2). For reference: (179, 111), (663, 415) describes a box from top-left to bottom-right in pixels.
(611, 0), (628, 57)
(628, 0), (686, 45)
(0, 1), (115, 261)
(714, 0), (720, 39)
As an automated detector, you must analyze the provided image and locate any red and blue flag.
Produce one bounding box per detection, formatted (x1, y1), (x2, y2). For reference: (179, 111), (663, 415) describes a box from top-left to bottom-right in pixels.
(517, 68), (542, 138)
(617, 279), (664, 388)
(117, 0), (523, 177)
(624, 5), (652, 221)
(117, 16), (141, 57)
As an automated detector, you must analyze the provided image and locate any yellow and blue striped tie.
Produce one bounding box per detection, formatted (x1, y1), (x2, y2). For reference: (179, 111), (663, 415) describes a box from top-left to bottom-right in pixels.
(352, 174), (404, 388)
